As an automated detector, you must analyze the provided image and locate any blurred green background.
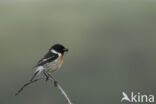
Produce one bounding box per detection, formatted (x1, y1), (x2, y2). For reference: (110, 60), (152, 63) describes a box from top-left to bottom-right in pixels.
(0, 0), (156, 104)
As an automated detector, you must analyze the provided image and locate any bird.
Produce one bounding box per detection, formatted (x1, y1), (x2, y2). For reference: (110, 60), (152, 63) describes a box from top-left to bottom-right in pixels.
(15, 44), (68, 96)
(30, 43), (69, 82)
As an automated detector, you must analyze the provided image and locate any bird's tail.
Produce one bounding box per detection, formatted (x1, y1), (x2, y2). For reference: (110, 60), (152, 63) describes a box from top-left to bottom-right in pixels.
(30, 71), (39, 82)
(30, 66), (44, 81)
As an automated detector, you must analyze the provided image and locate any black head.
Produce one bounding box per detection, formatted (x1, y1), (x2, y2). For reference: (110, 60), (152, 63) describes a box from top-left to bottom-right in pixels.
(50, 44), (68, 54)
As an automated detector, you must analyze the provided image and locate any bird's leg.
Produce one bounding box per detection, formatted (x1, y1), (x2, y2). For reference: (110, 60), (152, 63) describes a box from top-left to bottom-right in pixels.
(15, 77), (44, 96)
(46, 72), (58, 87)
(43, 71), (49, 81)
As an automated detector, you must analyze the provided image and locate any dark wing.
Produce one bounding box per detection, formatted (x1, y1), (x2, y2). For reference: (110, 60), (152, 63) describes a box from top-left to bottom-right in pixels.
(36, 52), (58, 67)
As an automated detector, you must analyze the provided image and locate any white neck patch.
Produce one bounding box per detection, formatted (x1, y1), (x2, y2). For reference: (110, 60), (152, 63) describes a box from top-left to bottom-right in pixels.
(51, 49), (61, 56)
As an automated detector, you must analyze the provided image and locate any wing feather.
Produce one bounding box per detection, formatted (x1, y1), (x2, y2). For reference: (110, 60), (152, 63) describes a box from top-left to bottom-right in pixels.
(36, 52), (58, 67)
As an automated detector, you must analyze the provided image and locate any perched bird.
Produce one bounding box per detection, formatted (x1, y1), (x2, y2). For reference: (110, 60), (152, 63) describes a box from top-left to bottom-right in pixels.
(15, 44), (68, 96)
(30, 44), (69, 82)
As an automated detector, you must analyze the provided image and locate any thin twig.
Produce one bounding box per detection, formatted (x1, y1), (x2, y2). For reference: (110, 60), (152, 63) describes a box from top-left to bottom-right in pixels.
(46, 73), (72, 104)
(57, 83), (73, 104)
(15, 74), (73, 104)
(15, 77), (44, 96)
(48, 77), (72, 104)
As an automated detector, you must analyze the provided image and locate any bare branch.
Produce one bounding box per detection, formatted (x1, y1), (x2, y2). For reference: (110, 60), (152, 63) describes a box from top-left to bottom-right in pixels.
(57, 83), (73, 104)
(15, 73), (73, 104)
(48, 77), (72, 104)
(15, 77), (44, 96)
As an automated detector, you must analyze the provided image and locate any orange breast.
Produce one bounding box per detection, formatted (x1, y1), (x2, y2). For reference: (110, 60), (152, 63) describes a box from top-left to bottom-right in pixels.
(60, 55), (64, 61)
(58, 55), (64, 68)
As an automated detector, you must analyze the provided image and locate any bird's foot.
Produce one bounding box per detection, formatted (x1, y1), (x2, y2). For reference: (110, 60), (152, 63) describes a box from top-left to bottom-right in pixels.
(45, 76), (49, 82)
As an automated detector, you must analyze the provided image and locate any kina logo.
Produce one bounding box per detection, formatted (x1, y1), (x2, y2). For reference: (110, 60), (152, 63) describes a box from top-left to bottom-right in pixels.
(121, 92), (154, 103)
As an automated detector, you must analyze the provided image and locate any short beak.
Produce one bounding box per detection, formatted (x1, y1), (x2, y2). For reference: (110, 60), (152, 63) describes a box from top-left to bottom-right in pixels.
(64, 48), (69, 52)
